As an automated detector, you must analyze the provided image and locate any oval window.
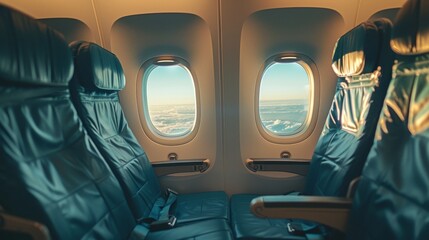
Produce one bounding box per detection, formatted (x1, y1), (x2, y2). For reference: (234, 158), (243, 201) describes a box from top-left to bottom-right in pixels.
(258, 59), (311, 136)
(143, 60), (197, 137)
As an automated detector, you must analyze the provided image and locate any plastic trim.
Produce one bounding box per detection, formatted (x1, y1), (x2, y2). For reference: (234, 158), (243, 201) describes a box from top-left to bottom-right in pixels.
(254, 53), (320, 144)
(137, 56), (200, 146)
(152, 159), (210, 176)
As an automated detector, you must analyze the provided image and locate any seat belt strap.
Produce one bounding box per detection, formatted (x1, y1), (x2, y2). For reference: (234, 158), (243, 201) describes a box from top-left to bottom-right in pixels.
(158, 188), (178, 222)
(138, 188), (178, 231)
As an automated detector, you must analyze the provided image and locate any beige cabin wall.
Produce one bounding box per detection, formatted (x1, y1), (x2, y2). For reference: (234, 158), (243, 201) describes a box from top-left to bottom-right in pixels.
(0, 0), (407, 195)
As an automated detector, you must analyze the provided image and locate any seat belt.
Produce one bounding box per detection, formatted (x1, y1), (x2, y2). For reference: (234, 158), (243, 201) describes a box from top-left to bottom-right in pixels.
(158, 188), (178, 222)
(138, 188), (178, 231)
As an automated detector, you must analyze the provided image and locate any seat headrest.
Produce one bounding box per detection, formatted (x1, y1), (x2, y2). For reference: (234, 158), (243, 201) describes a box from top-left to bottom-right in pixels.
(332, 22), (380, 77)
(391, 0), (429, 55)
(70, 41), (126, 91)
(0, 5), (73, 86)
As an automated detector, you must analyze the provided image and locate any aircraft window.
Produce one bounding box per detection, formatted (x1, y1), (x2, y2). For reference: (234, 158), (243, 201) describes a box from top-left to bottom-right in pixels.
(143, 60), (197, 138)
(258, 58), (311, 136)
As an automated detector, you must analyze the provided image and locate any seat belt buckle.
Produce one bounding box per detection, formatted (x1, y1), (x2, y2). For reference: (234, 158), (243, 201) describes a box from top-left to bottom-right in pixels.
(149, 216), (177, 231)
(287, 223), (296, 233)
(287, 222), (305, 235)
(166, 188), (178, 196)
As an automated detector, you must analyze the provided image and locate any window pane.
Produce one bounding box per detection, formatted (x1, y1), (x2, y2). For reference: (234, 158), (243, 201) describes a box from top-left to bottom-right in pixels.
(259, 62), (310, 136)
(145, 64), (196, 137)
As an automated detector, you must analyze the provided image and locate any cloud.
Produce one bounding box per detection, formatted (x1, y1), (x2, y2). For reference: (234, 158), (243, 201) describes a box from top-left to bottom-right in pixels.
(149, 105), (196, 136)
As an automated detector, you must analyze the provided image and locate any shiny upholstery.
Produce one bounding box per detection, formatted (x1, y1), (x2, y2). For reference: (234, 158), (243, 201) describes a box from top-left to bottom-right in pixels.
(332, 22), (379, 77)
(69, 41), (164, 221)
(0, 6), (233, 240)
(0, 6), (136, 239)
(305, 19), (394, 196)
(230, 19), (394, 239)
(0, 6), (72, 86)
(349, 0), (429, 239)
(72, 42), (125, 90)
(390, 0), (429, 55)
(69, 41), (229, 223)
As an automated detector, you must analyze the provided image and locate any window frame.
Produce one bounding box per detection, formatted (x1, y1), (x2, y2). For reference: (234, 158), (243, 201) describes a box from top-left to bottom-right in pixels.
(137, 56), (200, 145)
(255, 53), (319, 143)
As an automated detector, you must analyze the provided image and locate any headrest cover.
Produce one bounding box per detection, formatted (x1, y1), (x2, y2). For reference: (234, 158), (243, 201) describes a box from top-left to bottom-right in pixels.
(0, 5), (73, 86)
(332, 22), (380, 77)
(70, 41), (125, 91)
(391, 0), (429, 55)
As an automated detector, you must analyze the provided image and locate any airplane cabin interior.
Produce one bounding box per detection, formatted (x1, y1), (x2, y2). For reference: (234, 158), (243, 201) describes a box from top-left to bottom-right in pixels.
(0, 0), (428, 239)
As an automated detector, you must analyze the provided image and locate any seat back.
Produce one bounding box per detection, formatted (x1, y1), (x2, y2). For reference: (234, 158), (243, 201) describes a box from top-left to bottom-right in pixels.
(349, 0), (429, 239)
(304, 19), (395, 196)
(69, 41), (163, 221)
(0, 6), (136, 239)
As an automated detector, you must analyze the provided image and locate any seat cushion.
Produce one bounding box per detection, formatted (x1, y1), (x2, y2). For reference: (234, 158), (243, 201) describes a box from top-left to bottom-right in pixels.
(231, 194), (305, 239)
(174, 191), (229, 222)
(142, 219), (234, 240)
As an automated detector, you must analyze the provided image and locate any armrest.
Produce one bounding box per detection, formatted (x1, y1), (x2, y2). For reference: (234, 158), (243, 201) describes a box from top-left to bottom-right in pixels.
(152, 159), (210, 176)
(0, 212), (50, 240)
(246, 158), (309, 175)
(250, 195), (352, 232)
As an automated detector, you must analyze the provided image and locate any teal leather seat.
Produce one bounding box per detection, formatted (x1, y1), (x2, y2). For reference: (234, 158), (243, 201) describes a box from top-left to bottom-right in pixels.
(244, 1), (429, 239)
(230, 18), (395, 239)
(68, 41), (229, 226)
(0, 5), (232, 240)
(0, 5), (135, 239)
(349, 0), (429, 239)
